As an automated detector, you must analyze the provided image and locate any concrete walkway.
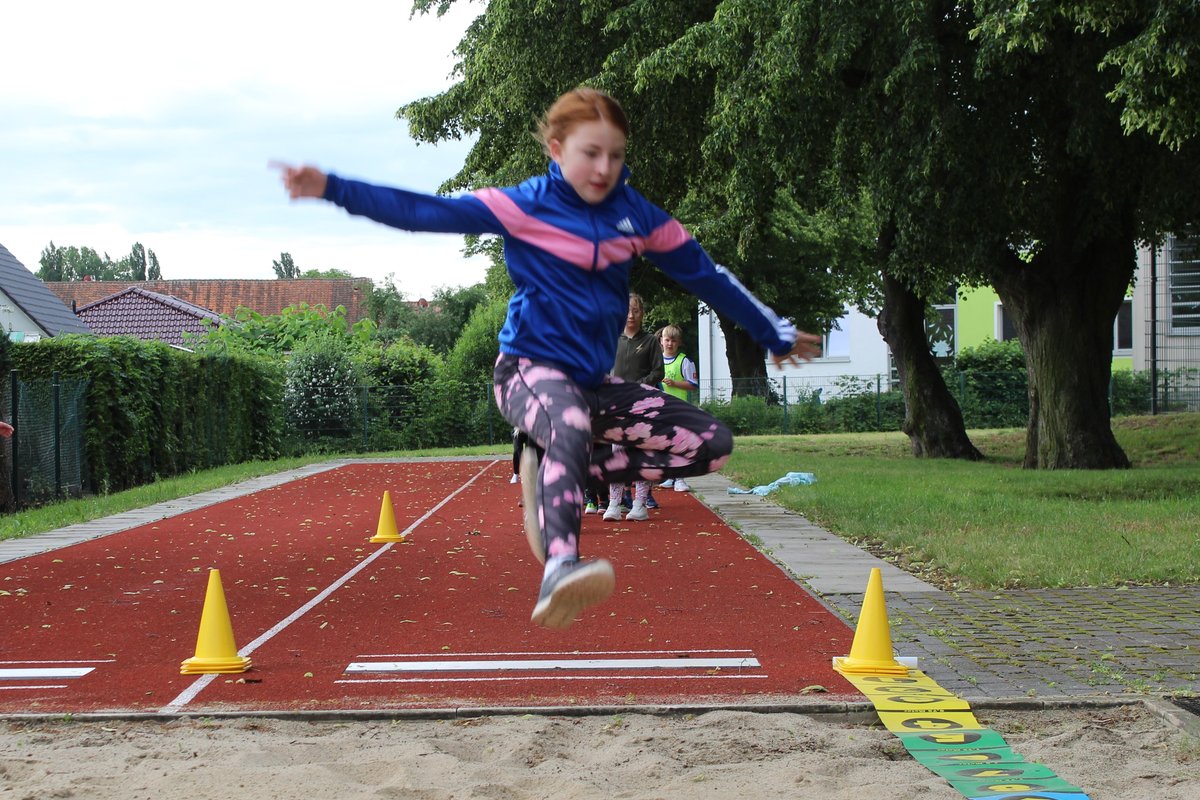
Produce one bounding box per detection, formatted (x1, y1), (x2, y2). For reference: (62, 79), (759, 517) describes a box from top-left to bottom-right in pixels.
(3, 460), (1197, 710)
(690, 473), (1200, 706)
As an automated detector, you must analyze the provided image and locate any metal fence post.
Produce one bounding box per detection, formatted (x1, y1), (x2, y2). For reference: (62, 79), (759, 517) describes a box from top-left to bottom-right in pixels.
(361, 385), (370, 450)
(781, 376), (789, 435)
(9, 370), (18, 505)
(53, 372), (61, 498)
(875, 374), (882, 429)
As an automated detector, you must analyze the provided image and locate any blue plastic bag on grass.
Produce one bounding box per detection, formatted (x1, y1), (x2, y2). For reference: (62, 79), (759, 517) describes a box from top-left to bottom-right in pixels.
(727, 471), (816, 496)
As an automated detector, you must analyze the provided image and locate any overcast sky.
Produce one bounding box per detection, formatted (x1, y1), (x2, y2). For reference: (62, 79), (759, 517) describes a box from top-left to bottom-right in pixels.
(0, 1), (491, 299)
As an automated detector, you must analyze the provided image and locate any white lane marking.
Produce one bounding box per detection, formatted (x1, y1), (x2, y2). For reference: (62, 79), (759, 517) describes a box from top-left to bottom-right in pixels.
(355, 648), (755, 658)
(0, 684), (71, 690)
(337, 674), (768, 685)
(159, 460), (500, 714)
(0, 667), (93, 679)
(346, 657), (760, 673)
(0, 659), (115, 665)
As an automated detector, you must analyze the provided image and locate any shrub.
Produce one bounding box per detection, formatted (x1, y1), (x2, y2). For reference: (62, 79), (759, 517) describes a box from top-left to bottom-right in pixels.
(953, 339), (1028, 428)
(283, 336), (363, 440)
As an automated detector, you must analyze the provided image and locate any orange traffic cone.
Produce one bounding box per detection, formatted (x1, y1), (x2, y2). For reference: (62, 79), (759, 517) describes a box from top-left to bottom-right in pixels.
(833, 568), (908, 675)
(180, 569), (252, 675)
(369, 490), (404, 543)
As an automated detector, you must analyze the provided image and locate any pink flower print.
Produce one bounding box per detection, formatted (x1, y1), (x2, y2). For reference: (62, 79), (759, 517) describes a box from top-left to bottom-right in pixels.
(631, 395), (666, 415)
(542, 458), (567, 485)
(562, 406), (592, 431)
(547, 535), (578, 559)
(623, 422), (654, 442)
(668, 427), (705, 455)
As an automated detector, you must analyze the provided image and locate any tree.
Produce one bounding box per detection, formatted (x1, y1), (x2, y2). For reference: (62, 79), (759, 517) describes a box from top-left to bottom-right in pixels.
(299, 267), (356, 279)
(36, 241), (163, 281)
(126, 243), (147, 281)
(401, 0), (860, 386)
(273, 252), (300, 280)
(706, 1), (1200, 467)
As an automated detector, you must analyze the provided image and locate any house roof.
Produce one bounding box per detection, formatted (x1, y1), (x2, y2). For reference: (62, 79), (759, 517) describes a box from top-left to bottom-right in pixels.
(0, 242), (91, 336)
(45, 278), (372, 322)
(75, 287), (224, 347)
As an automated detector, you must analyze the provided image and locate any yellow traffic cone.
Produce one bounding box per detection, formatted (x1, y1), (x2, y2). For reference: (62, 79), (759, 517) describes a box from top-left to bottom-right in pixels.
(833, 568), (909, 675)
(369, 490), (404, 543)
(180, 569), (252, 675)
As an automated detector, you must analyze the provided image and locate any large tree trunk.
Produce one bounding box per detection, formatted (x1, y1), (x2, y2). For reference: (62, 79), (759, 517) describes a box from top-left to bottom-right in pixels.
(877, 272), (983, 460)
(992, 235), (1132, 470)
(718, 315), (771, 397)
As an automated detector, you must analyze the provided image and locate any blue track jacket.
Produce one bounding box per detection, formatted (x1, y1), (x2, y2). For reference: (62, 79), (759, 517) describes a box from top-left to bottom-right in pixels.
(323, 162), (797, 389)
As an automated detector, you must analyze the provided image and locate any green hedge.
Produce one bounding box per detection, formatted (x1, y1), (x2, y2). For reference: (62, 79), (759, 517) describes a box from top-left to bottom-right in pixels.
(10, 335), (283, 493)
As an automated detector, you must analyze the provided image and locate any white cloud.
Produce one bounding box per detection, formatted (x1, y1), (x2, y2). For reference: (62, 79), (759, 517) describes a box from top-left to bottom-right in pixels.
(0, 0), (491, 299)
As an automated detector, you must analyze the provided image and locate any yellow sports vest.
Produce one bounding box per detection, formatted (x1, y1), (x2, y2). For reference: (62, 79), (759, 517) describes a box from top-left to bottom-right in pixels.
(662, 353), (693, 402)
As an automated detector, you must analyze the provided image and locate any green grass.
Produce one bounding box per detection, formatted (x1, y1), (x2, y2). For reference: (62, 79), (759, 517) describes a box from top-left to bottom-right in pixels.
(721, 413), (1200, 589)
(3, 416), (1198, 591)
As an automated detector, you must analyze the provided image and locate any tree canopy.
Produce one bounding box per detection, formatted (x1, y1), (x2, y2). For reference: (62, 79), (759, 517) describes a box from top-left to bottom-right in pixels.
(37, 241), (163, 281)
(403, 0), (1200, 468)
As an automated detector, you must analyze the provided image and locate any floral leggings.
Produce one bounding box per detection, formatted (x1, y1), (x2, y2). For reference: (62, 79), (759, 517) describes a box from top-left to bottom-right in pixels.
(494, 353), (733, 562)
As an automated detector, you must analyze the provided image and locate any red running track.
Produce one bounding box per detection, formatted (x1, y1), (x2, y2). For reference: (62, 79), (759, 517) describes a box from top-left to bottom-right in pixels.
(0, 460), (858, 714)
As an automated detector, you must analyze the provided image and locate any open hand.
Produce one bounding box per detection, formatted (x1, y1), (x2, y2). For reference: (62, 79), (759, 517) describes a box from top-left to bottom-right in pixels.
(771, 330), (823, 369)
(270, 161), (328, 200)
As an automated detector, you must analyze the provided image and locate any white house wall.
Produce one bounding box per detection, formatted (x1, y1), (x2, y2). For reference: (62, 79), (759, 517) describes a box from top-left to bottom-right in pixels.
(0, 291), (46, 341)
(697, 306), (890, 402)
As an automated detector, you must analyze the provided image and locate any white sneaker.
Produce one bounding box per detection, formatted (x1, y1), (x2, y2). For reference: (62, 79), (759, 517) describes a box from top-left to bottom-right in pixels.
(602, 502), (623, 521)
(673, 478), (690, 492)
(625, 502), (648, 521)
(510, 473), (520, 484)
(658, 478), (675, 488)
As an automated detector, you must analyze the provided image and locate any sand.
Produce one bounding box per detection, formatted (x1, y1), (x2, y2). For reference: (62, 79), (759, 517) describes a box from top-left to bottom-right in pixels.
(2, 703), (1196, 799)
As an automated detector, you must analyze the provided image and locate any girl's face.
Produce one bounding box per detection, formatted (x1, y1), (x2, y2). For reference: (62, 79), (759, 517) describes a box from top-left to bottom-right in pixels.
(548, 118), (627, 204)
(661, 335), (681, 357)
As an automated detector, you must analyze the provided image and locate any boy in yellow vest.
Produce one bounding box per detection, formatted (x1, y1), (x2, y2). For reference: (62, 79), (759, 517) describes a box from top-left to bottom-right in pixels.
(659, 324), (700, 492)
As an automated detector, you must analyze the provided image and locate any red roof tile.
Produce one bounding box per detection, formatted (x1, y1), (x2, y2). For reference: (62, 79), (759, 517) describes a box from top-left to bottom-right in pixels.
(46, 278), (372, 322)
(75, 287), (225, 347)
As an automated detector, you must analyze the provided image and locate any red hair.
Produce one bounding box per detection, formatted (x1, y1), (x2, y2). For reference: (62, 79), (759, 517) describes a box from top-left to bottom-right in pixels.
(537, 88), (629, 155)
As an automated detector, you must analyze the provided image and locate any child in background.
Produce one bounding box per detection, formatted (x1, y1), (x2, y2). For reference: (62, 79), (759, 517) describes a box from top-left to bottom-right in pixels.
(658, 324), (700, 492)
(603, 293), (663, 522)
(277, 87), (820, 629)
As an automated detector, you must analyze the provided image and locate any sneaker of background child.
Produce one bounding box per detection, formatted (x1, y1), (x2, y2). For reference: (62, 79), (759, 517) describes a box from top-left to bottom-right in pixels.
(673, 477), (691, 492)
(585, 501), (598, 514)
(530, 558), (615, 628)
(625, 501), (649, 521)
(658, 479), (675, 489)
(602, 499), (623, 521)
(620, 489), (633, 509)
(510, 473), (520, 484)
(645, 493), (659, 509)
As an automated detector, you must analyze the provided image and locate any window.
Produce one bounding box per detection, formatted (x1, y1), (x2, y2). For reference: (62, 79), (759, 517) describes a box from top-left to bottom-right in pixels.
(926, 304), (956, 362)
(995, 303), (1018, 342)
(1168, 233), (1200, 333)
(995, 300), (1133, 353)
(1114, 299), (1133, 352)
(823, 318), (850, 359)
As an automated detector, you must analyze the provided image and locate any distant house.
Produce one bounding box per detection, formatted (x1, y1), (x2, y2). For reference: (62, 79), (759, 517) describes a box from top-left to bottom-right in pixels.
(0, 243), (91, 341)
(75, 287), (224, 348)
(46, 278), (372, 323)
(699, 235), (1200, 404)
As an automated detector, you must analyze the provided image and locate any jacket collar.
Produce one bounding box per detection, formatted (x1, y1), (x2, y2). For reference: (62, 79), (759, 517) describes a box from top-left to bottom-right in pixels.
(547, 160), (632, 206)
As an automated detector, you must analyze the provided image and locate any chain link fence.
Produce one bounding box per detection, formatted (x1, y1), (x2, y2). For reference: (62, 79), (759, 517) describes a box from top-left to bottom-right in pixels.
(2, 372), (88, 510)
